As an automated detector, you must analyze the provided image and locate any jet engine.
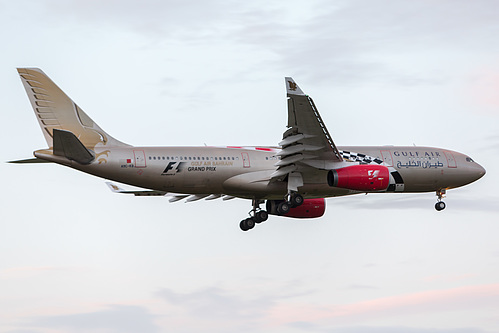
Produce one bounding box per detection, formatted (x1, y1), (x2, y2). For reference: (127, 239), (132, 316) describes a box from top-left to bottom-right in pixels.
(266, 198), (326, 218)
(327, 164), (390, 192)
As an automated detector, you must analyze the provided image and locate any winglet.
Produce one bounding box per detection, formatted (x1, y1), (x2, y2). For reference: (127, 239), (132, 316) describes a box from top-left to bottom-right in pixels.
(106, 182), (126, 193)
(285, 77), (305, 96)
(105, 182), (167, 196)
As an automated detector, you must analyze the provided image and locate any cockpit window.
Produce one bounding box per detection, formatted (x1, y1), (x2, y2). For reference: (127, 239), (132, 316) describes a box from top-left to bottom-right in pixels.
(466, 157), (474, 162)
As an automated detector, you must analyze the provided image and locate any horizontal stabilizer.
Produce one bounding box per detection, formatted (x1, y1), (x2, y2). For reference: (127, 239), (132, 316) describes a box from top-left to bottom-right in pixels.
(53, 129), (95, 164)
(8, 157), (52, 164)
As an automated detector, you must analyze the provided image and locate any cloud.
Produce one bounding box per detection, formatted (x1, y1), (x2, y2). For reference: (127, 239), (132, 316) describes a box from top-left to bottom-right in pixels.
(230, 0), (499, 84)
(41, 0), (241, 40)
(345, 284), (378, 290)
(287, 324), (486, 333)
(268, 283), (499, 325)
(11, 0), (496, 89)
(466, 68), (499, 115)
(26, 305), (160, 333)
(157, 287), (274, 321)
(0, 266), (76, 279)
(156, 285), (317, 332)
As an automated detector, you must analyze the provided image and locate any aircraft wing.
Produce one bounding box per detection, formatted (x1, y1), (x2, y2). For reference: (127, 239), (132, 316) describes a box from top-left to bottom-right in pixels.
(272, 78), (343, 187)
(106, 182), (236, 202)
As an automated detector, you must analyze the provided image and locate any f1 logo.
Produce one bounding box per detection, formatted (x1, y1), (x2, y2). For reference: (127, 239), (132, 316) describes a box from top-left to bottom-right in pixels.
(162, 162), (184, 175)
(163, 162), (176, 174)
(368, 170), (380, 179)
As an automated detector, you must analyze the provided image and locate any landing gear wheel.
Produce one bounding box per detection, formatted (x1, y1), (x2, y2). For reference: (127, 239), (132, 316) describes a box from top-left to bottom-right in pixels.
(290, 193), (304, 208)
(435, 201), (446, 211)
(255, 210), (268, 223)
(277, 201), (290, 215)
(239, 218), (255, 231)
(239, 220), (249, 231)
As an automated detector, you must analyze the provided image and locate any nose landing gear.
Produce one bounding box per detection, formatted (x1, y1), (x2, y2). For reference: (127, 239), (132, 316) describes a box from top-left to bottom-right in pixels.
(435, 189), (446, 211)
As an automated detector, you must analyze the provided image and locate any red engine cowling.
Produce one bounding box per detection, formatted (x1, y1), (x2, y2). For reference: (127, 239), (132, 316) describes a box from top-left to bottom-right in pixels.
(266, 198), (326, 219)
(327, 164), (390, 191)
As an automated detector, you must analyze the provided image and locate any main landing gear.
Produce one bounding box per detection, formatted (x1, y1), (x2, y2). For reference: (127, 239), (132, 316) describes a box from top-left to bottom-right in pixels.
(239, 193), (304, 231)
(435, 189), (446, 211)
(240, 199), (269, 231)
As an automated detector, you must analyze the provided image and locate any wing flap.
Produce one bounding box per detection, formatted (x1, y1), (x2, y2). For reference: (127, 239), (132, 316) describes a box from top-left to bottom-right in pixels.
(106, 182), (235, 202)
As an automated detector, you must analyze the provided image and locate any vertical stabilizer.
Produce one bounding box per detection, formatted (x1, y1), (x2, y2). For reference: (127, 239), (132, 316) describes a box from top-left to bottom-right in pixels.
(17, 68), (130, 149)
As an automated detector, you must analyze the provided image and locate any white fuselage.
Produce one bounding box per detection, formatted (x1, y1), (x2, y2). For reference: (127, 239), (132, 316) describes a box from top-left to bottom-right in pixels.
(37, 145), (485, 200)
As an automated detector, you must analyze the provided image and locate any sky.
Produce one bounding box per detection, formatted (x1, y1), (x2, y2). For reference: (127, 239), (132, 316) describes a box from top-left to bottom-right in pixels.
(1, 0), (499, 332)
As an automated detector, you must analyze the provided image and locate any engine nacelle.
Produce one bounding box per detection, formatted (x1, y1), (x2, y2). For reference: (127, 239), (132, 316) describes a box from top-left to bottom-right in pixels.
(327, 164), (390, 192)
(266, 198), (326, 219)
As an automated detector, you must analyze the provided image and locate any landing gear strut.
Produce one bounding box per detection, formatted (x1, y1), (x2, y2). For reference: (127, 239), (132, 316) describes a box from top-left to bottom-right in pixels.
(435, 189), (446, 211)
(239, 199), (269, 231)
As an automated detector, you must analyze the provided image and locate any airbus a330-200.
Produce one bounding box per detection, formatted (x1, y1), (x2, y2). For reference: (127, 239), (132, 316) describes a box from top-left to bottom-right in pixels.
(12, 68), (486, 231)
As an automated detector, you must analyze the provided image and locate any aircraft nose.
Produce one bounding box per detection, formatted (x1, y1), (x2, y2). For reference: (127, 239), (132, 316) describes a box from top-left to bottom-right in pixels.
(475, 163), (486, 180)
(466, 161), (486, 183)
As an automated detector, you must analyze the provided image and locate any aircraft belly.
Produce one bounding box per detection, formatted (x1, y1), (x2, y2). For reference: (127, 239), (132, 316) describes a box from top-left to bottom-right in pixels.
(396, 168), (440, 192)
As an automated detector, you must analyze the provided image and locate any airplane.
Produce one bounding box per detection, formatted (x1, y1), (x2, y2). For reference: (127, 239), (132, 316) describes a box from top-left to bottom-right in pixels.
(11, 68), (486, 231)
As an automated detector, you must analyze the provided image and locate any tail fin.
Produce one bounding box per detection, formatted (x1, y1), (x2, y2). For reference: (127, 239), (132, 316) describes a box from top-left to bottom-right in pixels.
(17, 68), (130, 149)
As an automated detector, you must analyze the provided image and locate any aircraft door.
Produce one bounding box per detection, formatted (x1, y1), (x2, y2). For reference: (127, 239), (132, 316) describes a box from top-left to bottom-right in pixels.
(134, 150), (147, 168)
(242, 152), (250, 168)
(444, 151), (457, 168)
(380, 150), (393, 166)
